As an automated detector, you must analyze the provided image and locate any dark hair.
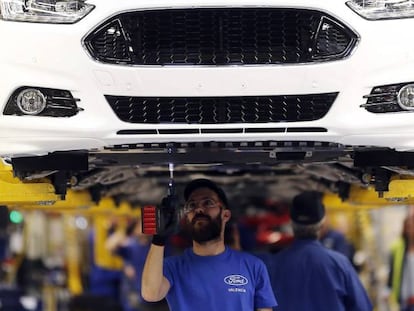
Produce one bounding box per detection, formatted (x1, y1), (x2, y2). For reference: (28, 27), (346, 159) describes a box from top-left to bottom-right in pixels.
(292, 221), (323, 240)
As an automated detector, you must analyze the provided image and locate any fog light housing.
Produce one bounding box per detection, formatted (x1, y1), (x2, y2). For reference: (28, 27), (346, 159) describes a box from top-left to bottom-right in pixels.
(3, 87), (80, 117)
(362, 82), (414, 113)
(16, 88), (47, 115)
(398, 84), (414, 110)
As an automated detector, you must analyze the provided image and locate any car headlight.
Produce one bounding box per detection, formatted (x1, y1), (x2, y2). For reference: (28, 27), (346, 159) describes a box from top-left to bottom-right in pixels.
(346, 0), (414, 20)
(0, 0), (94, 24)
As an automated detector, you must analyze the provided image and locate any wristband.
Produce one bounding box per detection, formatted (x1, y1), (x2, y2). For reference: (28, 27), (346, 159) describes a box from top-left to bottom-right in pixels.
(152, 235), (167, 246)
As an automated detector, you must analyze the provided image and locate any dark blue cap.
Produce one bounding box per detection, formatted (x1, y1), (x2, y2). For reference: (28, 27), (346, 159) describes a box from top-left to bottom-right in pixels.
(290, 191), (325, 225)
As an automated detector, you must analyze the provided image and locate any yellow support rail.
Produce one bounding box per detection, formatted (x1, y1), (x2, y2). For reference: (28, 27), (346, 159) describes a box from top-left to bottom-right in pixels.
(14, 193), (142, 220)
(324, 175), (414, 208)
(0, 160), (61, 205)
(383, 175), (414, 202)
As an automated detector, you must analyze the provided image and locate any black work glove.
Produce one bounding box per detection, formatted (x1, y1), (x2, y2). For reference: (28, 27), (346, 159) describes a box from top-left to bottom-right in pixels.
(152, 195), (179, 246)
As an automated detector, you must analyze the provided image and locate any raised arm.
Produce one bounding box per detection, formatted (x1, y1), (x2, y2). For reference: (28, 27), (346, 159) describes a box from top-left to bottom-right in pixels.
(142, 194), (178, 301)
(141, 243), (171, 302)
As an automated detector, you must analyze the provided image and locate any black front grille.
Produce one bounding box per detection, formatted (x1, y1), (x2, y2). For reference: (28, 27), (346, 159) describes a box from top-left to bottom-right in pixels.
(84, 9), (357, 65)
(106, 93), (337, 124)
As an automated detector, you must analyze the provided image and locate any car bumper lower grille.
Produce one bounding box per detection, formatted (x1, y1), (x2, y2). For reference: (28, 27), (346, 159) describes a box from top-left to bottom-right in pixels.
(84, 8), (357, 65)
(106, 93), (337, 124)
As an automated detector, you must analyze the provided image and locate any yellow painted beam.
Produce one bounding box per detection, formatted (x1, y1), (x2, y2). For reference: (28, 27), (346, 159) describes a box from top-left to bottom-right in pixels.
(89, 196), (116, 213)
(6, 189), (94, 210)
(324, 176), (414, 208)
(114, 201), (141, 217)
(15, 199), (141, 218)
(347, 177), (414, 205)
(0, 160), (61, 205)
(383, 175), (414, 202)
(52, 189), (94, 209)
(323, 192), (381, 210)
(346, 185), (391, 206)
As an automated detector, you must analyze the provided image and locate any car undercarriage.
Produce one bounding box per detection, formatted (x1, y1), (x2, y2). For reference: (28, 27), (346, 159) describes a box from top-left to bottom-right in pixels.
(4, 142), (414, 210)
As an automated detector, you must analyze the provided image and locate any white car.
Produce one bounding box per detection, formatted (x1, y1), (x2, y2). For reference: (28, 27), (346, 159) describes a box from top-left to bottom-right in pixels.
(1, 0), (414, 159)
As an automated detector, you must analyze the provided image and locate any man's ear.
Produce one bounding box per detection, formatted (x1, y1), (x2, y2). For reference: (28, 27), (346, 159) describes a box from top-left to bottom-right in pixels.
(222, 209), (231, 222)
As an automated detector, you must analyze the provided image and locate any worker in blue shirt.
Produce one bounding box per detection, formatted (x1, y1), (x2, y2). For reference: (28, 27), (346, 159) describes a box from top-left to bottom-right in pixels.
(268, 191), (372, 311)
(87, 228), (122, 304)
(106, 219), (170, 311)
(320, 216), (355, 263)
(142, 178), (277, 311)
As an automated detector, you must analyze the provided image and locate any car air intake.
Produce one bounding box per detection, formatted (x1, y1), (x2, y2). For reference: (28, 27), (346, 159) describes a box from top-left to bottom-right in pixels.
(105, 93), (337, 124)
(84, 8), (357, 65)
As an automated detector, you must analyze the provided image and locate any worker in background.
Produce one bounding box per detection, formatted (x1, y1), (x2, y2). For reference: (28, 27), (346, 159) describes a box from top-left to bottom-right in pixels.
(320, 215), (355, 263)
(87, 225), (123, 305)
(141, 178), (277, 311)
(106, 218), (169, 311)
(386, 208), (414, 311)
(268, 191), (372, 311)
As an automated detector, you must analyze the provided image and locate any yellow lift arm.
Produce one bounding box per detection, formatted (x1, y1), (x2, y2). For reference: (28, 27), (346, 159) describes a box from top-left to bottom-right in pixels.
(324, 175), (414, 208)
(0, 160), (62, 205)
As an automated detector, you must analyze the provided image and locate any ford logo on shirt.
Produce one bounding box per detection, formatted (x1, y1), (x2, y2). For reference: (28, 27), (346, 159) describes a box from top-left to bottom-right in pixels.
(224, 275), (248, 286)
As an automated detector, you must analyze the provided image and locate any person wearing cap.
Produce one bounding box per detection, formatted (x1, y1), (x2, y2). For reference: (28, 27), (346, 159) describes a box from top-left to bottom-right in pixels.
(141, 178), (277, 311)
(267, 191), (372, 311)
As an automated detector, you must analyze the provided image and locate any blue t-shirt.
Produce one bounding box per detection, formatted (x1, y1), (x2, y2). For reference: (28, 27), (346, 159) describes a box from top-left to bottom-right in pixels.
(320, 229), (353, 260)
(268, 239), (372, 311)
(163, 246), (277, 311)
(87, 230), (122, 300)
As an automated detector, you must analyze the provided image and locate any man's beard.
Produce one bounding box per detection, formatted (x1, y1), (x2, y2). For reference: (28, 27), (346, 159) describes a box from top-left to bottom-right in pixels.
(186, 210), (222, 244)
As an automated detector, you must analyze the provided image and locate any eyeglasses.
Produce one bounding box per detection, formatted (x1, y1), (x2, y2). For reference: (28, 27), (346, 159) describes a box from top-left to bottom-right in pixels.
(183, 198), (219, 214)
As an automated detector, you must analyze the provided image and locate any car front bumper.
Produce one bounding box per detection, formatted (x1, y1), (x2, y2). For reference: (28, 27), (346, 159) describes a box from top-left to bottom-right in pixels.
(2, 0), (414, 157)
